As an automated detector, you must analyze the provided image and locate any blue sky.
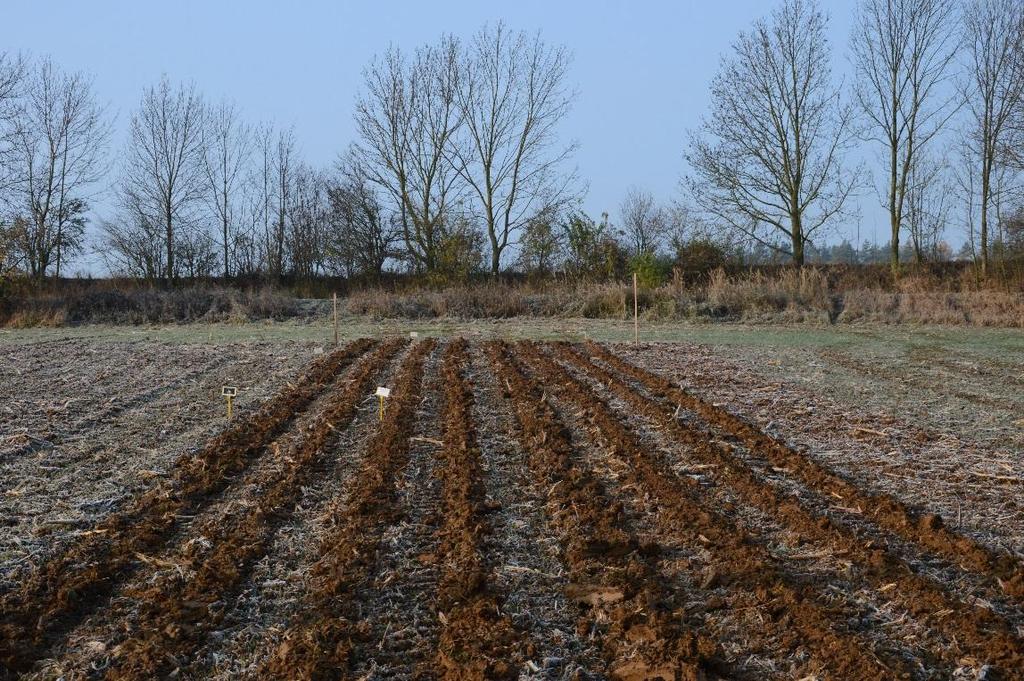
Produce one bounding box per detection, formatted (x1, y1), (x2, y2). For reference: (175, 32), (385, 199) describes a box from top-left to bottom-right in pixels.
(5, 0), (904, 273)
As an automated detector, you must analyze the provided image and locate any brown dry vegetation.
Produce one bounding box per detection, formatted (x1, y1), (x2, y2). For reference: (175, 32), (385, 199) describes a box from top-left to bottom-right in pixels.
(346, 266), (1024, 327)
(4, 263), (1024, 329)
(2, 336), (1024, 680)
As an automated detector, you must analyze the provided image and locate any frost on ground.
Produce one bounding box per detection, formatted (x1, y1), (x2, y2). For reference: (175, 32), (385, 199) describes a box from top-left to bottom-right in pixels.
(1, 330), (1022, 680)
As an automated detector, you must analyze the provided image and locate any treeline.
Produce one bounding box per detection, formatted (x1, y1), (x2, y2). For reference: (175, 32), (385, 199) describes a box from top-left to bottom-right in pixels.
(0, 24), (577, 285)
(3, 2), (1024, 287)
(687, 0), (1024, 274)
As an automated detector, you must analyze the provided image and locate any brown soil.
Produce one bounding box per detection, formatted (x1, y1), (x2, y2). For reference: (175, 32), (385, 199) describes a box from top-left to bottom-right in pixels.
(0, 338), (376, 675)
(3, 337), (1023, 680)
(260, 337), (436, 679)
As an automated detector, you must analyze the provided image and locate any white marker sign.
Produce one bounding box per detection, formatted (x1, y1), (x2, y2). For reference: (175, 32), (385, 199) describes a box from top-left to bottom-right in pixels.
(410, 331), (419, 339)
(375, 386), (391, 398)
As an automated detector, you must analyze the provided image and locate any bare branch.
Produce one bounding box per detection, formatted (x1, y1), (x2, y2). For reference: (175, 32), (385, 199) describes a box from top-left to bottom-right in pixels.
(685, 0), (860, 265)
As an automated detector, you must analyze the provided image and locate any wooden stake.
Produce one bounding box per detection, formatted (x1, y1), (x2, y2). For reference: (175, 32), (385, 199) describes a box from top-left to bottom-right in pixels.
(332, 292), (339, 346)
(633, 272), (639, 346)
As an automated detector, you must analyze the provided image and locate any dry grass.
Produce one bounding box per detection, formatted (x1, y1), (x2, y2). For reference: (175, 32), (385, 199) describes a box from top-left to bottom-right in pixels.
(4, 264), (1023, 328)
(345, 268), (1024, 327)
(0, 286), (300, 327)
(839, 289), (1024, 326)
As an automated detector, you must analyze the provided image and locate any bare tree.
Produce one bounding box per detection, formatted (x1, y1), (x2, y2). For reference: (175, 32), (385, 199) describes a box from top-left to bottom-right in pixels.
(352, 36), (463, 273)
(851, 0), (961, 274)
(905, 153), (954, 261)
(9, 58), (110, 278)
(452, 23), (578, 276)
(270, 127), (297, 277)
(327, 161), (398, 279)
(121, 76), (206, 282)
(203, 100), (251, 279)
(619, 186), (666, 256)
(685, 0), (858, 266)
(251, 124), (297, 278)
(0, 52), (26, 201)
(287, 163), (329, 279)
(962, 0), (1024, 274)
(97, 204), (166, 280)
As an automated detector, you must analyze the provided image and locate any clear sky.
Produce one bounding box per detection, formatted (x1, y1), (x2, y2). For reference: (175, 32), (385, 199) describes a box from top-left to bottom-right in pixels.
(5, 0), (901, 274)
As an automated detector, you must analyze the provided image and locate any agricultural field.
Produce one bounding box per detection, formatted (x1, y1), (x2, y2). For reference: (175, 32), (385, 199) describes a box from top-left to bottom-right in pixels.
(1, 326), (1024, 680)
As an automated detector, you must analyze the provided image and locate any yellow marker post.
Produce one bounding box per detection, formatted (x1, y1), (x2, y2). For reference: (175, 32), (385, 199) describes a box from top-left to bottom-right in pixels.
(222, 386), (238, 420)
(375, 386), (391, 422)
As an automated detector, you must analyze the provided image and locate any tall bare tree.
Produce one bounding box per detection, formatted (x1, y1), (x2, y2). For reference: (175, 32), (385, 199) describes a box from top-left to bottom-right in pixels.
(98, 208), (165, 280)
(962, 0), (1024, 274)
(619, 186), (666, 256)
(252, 125), (297, 278)
(452, 23), (578, 276)
(0, 53), (26, 202)
(905, 153), (954, 261)
(121, 76), (206, 282)
(851, 0), (960, 274)
(686, 0), (858, 265)
(9, 58), (110, 278)
(327, 161), (398, 279)
(352, 36), (463, 273)
(287, 163), (329, 279)
(203, 100), (251, 279)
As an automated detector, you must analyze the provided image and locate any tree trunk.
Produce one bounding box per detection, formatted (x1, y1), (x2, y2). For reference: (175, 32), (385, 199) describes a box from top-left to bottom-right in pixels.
(890, 212), (901, 277)
(791, 213), (805, 266)
(980, 171), (990, 276)
(222, 215), (229, 280)
(889, 141), (900, 277)
(55, 223), (63, 279)
(165, 208), (174, 284)
(489, 233), (500, 277)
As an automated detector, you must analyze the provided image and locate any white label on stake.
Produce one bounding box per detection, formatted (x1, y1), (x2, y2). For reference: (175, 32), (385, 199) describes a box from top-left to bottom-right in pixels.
(221, 386), (238, 397)
(410, 331), (419, 338)
(375, 387), (391, 398)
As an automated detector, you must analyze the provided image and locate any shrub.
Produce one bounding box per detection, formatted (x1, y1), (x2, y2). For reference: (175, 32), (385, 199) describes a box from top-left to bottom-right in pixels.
(673, 238), (729, 281)
(629, 252), (670, 289)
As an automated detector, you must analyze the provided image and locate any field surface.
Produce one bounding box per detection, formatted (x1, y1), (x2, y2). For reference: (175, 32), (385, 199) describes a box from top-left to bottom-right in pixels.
(1, 322), (1023, 680)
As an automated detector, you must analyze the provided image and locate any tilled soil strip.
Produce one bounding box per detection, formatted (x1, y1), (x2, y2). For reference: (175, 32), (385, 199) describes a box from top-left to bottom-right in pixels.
(434, 338), (522, 678)
(467, 345), (605, 674)
(262, 338), (437, 679)
(485, 341), (724, 681)
(515, 341), (899, 680)
(96, 338), (409, 679)
(587, 341), (1024, 600)
(554, 342), (1024, 675)
(0, 338), (377, 675)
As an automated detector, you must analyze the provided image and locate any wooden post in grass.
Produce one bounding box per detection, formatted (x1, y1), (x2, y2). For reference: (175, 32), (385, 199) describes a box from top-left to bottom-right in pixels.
(633, 272), (639, 347)
(332, 292), (339, 346)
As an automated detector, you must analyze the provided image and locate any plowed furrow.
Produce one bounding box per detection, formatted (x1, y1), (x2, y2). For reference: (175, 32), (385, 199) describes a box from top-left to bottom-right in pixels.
(485, 341), (725, 681)
(0, 338), (376, 675)
(555, 342), (1024, 675)
(433, 338), (522, 678)
(467, 345), (604, 675)
(351, 348), (444, 678)
(516, 341), (900, 679)
(261, 338), (436, 679)
(92, 338), (408, 679)
(585, 342), (1024, 600)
